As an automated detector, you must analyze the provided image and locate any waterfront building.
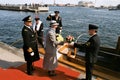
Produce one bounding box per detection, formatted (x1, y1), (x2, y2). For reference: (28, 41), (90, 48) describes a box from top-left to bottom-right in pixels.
(78, 1), (94, 7)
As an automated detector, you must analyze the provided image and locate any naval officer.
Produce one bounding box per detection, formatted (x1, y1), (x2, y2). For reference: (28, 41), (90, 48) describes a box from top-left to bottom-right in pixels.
(33, 17), (44, 48)
(72, 24), (100, 80)
(46, 11), (62, 34)
(22, 15), (40, 75)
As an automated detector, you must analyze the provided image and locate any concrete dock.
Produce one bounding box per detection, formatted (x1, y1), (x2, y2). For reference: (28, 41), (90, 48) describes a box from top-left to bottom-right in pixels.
(0, 42), (25, 68)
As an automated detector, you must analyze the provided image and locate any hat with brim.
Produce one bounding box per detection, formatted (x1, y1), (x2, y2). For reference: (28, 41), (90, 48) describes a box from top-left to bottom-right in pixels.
(50, 20), (59, 26)
(89, 24), (98, 30)
(52, 23), (59, 26)
(22, 15), (32, 22)
(54, 11), (60, 13)
(35, 17), (40, 21)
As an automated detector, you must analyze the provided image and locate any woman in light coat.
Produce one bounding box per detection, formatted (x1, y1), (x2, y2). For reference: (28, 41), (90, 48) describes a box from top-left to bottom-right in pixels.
(43, 21), (63, 76)
(43, 20), (63, 76)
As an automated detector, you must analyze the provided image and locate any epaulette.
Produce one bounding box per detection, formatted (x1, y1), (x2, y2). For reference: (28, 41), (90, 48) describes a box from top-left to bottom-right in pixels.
(24, 29), (28, 32)
(48, 16), (51, 19)
(85, 42), (90, 47)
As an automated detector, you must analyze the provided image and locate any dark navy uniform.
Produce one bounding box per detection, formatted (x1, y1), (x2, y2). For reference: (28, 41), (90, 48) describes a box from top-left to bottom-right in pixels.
(74, 24), (100, 80)
(34, 17), (44, 47)
(22, 16), (40, 75)
(46, 11), (62, 34)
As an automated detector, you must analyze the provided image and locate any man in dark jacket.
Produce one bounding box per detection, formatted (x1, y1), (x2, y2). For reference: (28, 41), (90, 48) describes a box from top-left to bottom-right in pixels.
(46, 11), (62, 34)
(22, 15), (40, 75)
(33, 17), (44, 48)
(74, 24), (100, 80)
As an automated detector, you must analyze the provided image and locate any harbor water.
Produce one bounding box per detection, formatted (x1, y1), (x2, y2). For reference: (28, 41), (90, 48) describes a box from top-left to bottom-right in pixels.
(0, 6), (120, 48)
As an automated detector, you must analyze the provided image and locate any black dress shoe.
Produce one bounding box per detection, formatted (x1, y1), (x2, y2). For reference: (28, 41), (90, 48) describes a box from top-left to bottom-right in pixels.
(27, 72), (33, 75)
(48, 71), (56, 76)
(80, 79), (87, 80)
(32, 66), (35, 71)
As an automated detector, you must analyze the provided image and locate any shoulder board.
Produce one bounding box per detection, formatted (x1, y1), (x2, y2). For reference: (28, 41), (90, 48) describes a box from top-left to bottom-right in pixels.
(85, 42), (90, 46)
(24, 29), (28, 32)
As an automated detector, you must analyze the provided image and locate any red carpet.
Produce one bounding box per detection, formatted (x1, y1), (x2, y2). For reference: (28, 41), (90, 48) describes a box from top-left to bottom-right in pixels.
(0, 59), (80, 80)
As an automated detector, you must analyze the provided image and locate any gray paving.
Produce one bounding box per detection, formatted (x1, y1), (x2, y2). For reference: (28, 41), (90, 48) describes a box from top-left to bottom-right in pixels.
(0, 42), (25, 68)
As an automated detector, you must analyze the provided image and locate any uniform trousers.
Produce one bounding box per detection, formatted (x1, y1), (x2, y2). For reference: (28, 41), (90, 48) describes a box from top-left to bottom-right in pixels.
(85, 61), (94, 80)
(27, 61), (33, 74)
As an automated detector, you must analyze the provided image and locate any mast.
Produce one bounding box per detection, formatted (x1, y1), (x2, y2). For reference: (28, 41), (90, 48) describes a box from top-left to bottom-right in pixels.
(94, 0), (96, 7)
(54, 0), (56, 6)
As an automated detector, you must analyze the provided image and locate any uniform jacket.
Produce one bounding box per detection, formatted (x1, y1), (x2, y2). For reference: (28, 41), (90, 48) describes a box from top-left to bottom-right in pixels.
(43, 28), (63, 70)
(74, 34), (100, 63)
(22, 25), (40, 62)
(46, 15), (62, 27)
(33, 20), (44, 44)
(33, 20), (44, 37)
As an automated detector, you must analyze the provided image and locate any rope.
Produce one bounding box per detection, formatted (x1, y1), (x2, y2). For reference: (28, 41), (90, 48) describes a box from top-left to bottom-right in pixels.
(10, 38), (23, 46)
(75, 33), (87, 43)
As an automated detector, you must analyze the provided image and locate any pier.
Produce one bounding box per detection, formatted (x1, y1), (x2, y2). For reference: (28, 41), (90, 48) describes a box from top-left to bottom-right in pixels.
(0, 4), (49, 12)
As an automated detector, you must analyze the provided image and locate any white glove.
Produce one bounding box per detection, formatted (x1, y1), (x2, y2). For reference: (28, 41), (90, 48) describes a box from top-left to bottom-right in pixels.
(50, 13), (55, 16)
(30, 52), (34, 56)
(69, 42), (74, 46)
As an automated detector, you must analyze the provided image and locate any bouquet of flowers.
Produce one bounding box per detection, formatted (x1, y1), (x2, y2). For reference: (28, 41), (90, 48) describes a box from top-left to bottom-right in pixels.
(66, 35), (75, 43)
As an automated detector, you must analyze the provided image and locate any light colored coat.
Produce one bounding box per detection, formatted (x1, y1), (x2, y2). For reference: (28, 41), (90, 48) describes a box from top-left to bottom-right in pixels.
(43, 27), (62, 70)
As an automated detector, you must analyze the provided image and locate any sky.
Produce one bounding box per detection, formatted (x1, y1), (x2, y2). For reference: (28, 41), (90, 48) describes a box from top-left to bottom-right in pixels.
(0, 0), (120, 6)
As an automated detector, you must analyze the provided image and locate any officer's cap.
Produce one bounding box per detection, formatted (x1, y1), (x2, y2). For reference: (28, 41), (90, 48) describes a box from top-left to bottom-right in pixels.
(50, 20), (59, 26)
(22, 15), (32, 22)
(35, 17), (40, 21)
(89, 24), (98, 30)
(54, 11), (60, 13)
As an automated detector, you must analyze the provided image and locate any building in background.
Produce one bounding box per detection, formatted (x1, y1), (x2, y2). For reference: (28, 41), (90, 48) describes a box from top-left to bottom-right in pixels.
(78, 1), (94, 7)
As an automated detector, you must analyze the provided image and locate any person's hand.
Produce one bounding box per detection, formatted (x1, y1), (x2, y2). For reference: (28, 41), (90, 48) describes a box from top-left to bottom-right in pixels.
(60, 27), (62, 30)
(27, 47), (33, 53)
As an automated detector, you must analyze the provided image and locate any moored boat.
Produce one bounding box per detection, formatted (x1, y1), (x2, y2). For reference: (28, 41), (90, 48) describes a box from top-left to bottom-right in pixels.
(57, 36), (120, 80)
